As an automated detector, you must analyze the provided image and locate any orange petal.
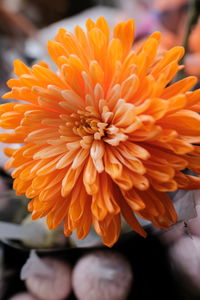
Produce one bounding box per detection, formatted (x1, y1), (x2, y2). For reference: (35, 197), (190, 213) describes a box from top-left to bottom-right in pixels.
(114, 19), (135, 57)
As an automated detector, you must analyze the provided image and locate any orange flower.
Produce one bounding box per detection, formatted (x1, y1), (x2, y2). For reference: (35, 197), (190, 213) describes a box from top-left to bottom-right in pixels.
(1, 17), (200, 247)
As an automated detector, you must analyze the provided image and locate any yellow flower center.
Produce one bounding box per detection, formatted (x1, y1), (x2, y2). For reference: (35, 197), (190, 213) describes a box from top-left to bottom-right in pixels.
(62, 100), (129, 148)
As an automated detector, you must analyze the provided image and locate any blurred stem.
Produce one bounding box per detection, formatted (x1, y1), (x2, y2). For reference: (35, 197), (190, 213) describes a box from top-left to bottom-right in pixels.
(176, 0), (200, 81)
(182, 0), (199, 54)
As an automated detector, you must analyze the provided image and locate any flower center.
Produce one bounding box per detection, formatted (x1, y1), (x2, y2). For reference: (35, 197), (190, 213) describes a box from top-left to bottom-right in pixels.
(61, 101), (129, 147)
(67, 107), (108, 140)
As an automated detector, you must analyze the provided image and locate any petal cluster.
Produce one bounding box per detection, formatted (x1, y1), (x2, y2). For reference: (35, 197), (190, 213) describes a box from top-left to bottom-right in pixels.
(1, 17), (200, 246)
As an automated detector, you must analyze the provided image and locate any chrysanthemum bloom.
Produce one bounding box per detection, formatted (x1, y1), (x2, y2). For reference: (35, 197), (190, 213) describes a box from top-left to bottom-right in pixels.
(1, 17), (200, 247)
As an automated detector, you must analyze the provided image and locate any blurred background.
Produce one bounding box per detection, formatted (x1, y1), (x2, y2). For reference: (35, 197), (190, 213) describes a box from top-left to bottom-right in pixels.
(1, 0), (200, 299)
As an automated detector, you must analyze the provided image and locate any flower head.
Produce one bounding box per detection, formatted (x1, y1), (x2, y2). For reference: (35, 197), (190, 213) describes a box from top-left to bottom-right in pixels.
(1, 17), (200, 246)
